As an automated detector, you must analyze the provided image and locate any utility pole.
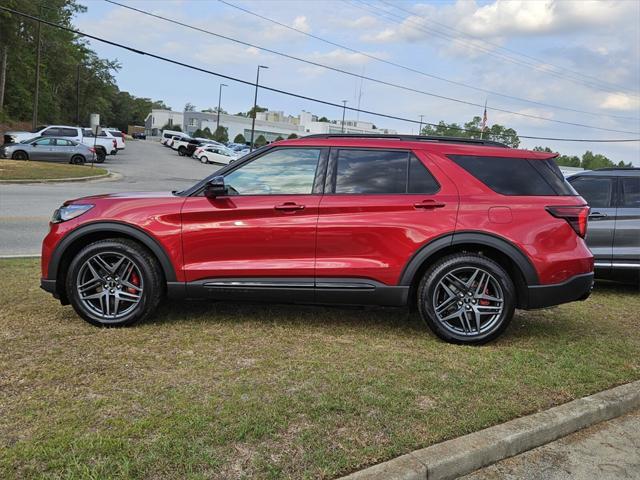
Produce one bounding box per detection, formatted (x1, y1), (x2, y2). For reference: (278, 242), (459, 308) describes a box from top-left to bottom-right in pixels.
(0, 45), (7, 113)
(249, 65), (268, 152)
(419, 115), (424, 135)
(216, 83), (227, 131)
(341, 100), (348, 133)
(32, 19), (42, 130)
(76, 64), (81, 126)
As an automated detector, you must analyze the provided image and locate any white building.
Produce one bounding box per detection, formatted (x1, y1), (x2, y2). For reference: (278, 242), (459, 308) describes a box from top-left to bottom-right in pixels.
(144, 110), (184, 136)
(145, 108), (395, 140)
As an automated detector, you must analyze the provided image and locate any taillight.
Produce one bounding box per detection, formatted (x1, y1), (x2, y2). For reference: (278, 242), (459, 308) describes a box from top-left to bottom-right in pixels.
(546, 205), (590, 238)
(89, 147), (96, 152)
(112, 139), (117, 148)
(121, 132), (125, 143)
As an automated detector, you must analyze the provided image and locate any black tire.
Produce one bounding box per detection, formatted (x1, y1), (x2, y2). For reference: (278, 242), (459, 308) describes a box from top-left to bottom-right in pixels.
(12, 150), (28, 160)
(178, 146), (186, 156)
(65, 238), (163, 327)
(95, 149), (106, 163)
(417, 253), (515, 344)
(70, 154), (85, 165)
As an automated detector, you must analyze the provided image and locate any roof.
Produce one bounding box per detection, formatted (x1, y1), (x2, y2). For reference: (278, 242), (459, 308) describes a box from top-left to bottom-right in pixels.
(277, 134), (555, 159)
(570, 168), (640, 178)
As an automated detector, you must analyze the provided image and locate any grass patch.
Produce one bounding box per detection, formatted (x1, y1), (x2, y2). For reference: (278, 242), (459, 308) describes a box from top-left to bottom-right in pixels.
(0, 258), (638, 479)
(0, 160), (107, 181)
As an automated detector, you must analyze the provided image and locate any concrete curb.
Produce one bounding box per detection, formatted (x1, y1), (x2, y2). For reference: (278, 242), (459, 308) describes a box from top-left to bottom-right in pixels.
(341, 380), (640, 480)
(0, 170), (114, 184)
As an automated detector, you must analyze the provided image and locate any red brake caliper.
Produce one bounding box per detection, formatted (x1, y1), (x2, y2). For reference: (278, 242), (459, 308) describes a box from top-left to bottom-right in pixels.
(128, 270), (140, 294)
(479, 286), (490, 306)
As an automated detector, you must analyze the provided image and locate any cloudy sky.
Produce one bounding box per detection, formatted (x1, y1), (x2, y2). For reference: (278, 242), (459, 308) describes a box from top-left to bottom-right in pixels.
(76, 0), (640, 163)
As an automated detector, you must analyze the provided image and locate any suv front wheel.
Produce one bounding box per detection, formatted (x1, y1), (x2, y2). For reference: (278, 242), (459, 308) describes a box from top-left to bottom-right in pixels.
(65, 239), (163, 327)
(418, 253), (515, 344)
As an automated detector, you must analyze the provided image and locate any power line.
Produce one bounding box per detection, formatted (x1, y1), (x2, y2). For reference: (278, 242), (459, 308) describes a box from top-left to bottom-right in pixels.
(217, 0), (638, 122)
(377, 0), (639, 97)
(102, 0), (639, 136)
(1, 6), (638, 144)
(351, 0), (640, 99)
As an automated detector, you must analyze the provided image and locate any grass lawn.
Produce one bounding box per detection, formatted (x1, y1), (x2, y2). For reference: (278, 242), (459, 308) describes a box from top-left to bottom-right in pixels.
(1, 258), (638, 479)
(0, 159), (107, 181)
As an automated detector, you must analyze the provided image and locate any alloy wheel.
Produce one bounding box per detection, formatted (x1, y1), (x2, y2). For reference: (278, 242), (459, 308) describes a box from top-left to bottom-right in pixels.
(76, 252), (144, 322)
(432, 266), (504, 337)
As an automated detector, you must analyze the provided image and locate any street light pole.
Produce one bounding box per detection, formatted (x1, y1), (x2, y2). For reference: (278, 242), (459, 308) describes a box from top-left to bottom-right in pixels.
(76, 64), (81, 126)
(341, 100), (347, 133)
(249, 65), (268, 151)
(32, 19), (42, 130)
(419, 115), (424, 135)
(216, 83), (227, 132)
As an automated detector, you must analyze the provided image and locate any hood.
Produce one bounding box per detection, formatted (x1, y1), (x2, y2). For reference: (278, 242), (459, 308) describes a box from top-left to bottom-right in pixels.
(66, 191), (178, 204)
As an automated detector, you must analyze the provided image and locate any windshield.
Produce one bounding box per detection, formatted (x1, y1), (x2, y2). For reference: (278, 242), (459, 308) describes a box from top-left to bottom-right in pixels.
(30, 125), (47, 133)
(20, 136), (41, 144)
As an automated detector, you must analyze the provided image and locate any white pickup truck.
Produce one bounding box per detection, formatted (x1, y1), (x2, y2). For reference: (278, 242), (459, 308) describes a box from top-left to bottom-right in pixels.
(3, 125), (117, 162)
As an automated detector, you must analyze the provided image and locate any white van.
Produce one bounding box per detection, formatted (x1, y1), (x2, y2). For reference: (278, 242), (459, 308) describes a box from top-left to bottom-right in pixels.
(161, 130), (184, 146)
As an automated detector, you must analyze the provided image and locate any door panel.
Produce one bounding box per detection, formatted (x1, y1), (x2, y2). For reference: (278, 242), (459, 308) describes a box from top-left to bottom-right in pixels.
(569, 175), (616, 268)
(612, 177), (640, 267)
(181, 195), (321, 281)
(316, 149), (459, 286)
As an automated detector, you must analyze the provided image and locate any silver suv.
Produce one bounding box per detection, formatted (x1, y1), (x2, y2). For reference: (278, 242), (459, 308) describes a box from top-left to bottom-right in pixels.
(568, 168), (640, 283)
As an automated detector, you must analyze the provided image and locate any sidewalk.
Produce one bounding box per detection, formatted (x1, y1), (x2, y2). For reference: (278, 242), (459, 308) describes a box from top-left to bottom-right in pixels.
(462, 410), (640, 480)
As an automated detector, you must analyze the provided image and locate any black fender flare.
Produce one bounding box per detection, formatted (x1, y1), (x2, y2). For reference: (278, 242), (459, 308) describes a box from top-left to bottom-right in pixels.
(398, 231), (539, 286)
(47, 221), (177, 282)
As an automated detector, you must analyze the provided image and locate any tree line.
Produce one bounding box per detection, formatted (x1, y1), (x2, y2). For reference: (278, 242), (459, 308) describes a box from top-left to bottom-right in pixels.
(0, 0), (168, 131)
(421, 116), (632, 169)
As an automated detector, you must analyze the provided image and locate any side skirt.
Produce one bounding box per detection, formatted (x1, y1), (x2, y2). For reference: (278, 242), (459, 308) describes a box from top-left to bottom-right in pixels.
(169, 278), (409, 307)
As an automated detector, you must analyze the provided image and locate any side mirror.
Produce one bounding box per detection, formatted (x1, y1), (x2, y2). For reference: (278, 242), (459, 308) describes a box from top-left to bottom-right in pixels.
(31, 142), (37, 146)
(204, 176), (227, 198)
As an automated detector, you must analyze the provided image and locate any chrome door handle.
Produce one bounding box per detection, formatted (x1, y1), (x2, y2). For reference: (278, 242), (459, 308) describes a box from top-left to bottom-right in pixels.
(589, 212), (608, 219)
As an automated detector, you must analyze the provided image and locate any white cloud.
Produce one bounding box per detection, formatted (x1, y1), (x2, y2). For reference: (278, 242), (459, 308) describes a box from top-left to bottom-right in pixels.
(600, 93), (640, 111)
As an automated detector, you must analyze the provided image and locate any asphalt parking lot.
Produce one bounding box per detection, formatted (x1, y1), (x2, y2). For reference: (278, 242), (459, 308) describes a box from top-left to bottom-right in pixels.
(0, 140), (219, 256)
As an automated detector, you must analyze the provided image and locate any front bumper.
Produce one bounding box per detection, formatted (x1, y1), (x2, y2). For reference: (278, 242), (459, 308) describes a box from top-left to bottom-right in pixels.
(525, 272), (594, 309)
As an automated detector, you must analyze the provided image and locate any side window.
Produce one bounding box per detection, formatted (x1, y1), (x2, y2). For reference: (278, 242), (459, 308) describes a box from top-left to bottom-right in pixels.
(335, 149), (408, 194)
(41, 128), (59, 136)
(409, 154), (440, 194)
(59, 128), (78, 137)
(569, 176), (614, 208)
(620, 177), (640, 208)
(224, 148), (321, 195)
(34, 138), (54, 145)
(55, 139), (73, 146)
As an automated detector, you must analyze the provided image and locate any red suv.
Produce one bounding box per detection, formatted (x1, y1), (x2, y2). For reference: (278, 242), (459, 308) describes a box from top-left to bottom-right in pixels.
(41, 135), (594, 344)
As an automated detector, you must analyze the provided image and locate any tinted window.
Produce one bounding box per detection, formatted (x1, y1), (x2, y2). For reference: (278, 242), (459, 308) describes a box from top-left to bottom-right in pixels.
(224, 148), (320, 195)
(335, 149), (408, 194)
(449, 155), (576, 196)
(409, 154), (440, 194)
(569, 176), (613, 208)
(109, 131), (123, 138)
(59, 128), (78, 137)
(34, 138), (54, 145)
(54, 139), (74, 146)
(41, 128), (59, 136)
(620, 177), (640, 208)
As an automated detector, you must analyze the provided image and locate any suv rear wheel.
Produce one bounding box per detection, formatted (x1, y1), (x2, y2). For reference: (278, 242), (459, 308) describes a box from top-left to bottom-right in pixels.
(418, 253), (515, 344)
(65, 239), (163, 327)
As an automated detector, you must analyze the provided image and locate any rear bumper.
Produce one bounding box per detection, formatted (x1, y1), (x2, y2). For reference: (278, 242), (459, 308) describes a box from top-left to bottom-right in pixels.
(525, 272), (594, 309)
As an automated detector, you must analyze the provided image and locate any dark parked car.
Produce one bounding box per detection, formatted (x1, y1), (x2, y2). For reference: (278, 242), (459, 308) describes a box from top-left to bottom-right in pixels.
(0, 136), (96, 163)
(132, 132), (146, 140)
(41, 134), (594, 344)
(568, 168), (640, 282)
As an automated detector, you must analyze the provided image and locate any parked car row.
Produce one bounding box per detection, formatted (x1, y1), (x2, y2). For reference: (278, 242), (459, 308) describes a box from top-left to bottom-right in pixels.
(159, 129), (246, 166)
(2, 125), (127, 163)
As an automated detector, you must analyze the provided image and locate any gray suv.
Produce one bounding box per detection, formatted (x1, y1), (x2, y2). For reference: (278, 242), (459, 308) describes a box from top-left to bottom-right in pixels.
(568, 168), (639, 282)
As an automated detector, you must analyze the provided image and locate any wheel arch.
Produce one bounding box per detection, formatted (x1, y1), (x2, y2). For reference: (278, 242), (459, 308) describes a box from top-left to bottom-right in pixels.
(12, 150), (29, 160)
(48, 222), (177, 302)
(400, 231), (539, 309)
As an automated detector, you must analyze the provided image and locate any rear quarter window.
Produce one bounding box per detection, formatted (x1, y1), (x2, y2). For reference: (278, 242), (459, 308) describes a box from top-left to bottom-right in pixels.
(448, 155), (577, 196)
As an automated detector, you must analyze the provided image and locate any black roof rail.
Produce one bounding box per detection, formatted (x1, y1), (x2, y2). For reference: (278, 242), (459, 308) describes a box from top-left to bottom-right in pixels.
(593, 167), (640, 171)
(301, 133), (509, 148)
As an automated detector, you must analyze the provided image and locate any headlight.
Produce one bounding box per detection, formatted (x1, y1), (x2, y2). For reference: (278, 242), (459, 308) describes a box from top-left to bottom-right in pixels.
(51, 204), (94, 223)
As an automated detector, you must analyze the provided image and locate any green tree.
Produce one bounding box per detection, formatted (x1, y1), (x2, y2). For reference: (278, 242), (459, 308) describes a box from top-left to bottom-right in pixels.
(274, 135), (284, 141)
(184, 102), (196, 112)
(318, 116), (329, 122)
(202, 127), (213, 138)
(202, 107), (227, 114)
(287, 133), (298, 139)
(213, 125), (228, 143)
(421, 116), (520, 148)
(254, 134), (267, 147)
(233, 133), (246, 144)
(192, 128), (205, 138)
(160, 122), (181, 132)
(247, 105), (267, 118)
